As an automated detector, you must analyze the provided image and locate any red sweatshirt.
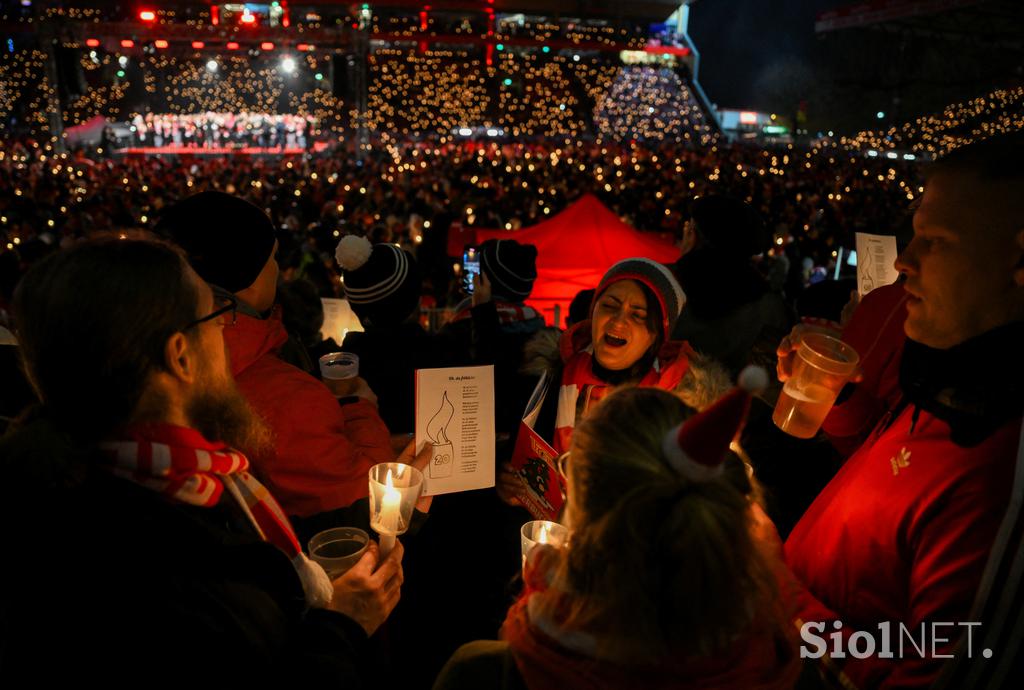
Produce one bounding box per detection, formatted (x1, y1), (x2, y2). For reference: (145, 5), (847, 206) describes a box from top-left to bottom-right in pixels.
(224, 309), (393, 517)
(822, 283), (908, 458)
(786, 405), (1022, 688)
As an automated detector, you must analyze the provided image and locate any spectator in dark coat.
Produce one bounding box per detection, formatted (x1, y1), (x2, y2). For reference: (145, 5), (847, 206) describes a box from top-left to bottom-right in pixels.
(334, 234), (450, 434)
(445, 239), (546, 437)
(671, 195), (792, 376)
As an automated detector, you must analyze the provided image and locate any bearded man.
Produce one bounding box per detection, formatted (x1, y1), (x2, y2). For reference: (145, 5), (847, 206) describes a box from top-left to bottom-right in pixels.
(0, 239), (402, 684)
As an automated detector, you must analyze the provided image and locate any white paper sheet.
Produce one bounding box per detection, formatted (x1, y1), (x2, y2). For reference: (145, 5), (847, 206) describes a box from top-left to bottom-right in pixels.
(320, 298), (364, 346)
(415, 365), (496, 496)
(855, 232), (900, 297)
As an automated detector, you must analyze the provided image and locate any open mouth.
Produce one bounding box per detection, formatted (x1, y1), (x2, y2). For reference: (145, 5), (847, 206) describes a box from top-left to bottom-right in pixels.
(603, 334), (628, 347)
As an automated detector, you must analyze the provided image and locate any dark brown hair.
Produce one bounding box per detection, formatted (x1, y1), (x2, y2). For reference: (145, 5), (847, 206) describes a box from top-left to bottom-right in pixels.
(12, 238), (200, 440)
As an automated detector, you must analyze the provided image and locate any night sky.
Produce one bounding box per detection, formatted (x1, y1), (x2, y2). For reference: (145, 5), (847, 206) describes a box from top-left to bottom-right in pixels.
(687, 0), (843, 112)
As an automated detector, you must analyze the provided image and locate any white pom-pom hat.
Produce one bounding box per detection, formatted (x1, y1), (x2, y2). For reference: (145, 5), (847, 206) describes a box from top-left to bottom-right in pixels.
(335, 235), (420, 326)
(335, 234), (374, 271)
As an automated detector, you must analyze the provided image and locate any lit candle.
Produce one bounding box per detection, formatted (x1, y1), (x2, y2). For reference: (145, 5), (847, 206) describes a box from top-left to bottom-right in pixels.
(537, 522), (552, 545)
(520, 520), (568, 571)
(378, 469), (401, 558)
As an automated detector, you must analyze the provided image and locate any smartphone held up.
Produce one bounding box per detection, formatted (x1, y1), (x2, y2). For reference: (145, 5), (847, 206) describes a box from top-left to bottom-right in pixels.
(462, 247), (480, 294)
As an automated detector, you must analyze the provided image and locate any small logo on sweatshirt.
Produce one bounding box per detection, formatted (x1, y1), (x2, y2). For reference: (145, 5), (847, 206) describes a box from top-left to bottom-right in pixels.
(890, 447), (911, 476)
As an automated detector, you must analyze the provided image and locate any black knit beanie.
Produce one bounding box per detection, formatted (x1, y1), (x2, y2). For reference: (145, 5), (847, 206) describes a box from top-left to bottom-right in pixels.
(335, 235), (420, 327)
(155, 191), (277, 292)
(690, 195), (770, 259)
(480, 239), (538, 301)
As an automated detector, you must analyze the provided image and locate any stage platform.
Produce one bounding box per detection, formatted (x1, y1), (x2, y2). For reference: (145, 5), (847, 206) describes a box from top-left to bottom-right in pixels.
(115, 143), (328, 157)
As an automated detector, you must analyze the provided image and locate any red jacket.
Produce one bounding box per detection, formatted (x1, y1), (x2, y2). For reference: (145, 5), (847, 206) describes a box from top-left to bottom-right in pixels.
(225, 309), (393, 517)
(786, 405), (1022, 688)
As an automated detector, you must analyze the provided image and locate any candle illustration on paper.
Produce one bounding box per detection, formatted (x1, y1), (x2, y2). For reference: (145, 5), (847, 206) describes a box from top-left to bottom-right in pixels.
(426, 391), (456, 478)
(855, 232), (899, 297)
(415, 365), (495, 496)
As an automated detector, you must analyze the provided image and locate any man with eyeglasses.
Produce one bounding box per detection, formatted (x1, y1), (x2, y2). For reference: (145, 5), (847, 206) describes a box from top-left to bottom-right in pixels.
(155, 191), (406, 530)
(0, 239), (403, 683)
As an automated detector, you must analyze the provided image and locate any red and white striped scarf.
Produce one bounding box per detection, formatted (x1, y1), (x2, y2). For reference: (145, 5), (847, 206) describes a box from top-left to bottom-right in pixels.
(100, 423), (332, 608)
(554, 322), (693, 454)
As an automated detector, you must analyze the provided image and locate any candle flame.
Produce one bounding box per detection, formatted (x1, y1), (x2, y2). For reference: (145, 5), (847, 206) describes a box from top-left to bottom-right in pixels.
(427, 391), (455, 445)
(385, 468), (395, 491)
(538, 523), (552, 545)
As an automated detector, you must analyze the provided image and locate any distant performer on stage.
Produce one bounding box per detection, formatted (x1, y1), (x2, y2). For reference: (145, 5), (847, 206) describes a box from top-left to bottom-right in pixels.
(125, 112), (316, 151)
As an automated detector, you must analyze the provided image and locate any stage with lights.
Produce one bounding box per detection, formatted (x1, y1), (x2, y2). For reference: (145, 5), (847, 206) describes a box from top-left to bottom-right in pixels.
(115, 143), (327, 157)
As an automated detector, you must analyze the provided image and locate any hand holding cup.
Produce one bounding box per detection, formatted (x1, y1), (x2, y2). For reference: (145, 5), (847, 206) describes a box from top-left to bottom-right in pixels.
(776, 323), (852, 383)
(328, 540), (405, 636)
(773, 331), (861, 438)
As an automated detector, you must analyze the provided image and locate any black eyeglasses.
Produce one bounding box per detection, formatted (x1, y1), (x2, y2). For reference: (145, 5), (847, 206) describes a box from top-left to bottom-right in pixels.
(183, 294), (237, 331)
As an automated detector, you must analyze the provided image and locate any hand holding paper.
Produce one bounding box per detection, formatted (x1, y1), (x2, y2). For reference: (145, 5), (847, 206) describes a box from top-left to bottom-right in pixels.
(396, 439), (436, 513)
(414, 366), (496, 496)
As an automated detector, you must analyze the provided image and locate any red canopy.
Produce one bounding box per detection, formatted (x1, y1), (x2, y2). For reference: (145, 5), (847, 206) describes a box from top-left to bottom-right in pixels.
(472, 194), (680, 326)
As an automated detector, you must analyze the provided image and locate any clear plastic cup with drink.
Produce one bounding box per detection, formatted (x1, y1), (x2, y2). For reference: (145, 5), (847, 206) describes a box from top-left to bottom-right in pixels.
(319, 352), (360, 396)
(308, 527), (369, 579)
(773, 333), (859, 439)
(319, 352), (359, 380)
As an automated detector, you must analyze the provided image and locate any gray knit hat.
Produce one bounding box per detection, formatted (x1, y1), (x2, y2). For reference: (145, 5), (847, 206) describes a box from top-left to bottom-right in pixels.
(593, 258), (687, 338)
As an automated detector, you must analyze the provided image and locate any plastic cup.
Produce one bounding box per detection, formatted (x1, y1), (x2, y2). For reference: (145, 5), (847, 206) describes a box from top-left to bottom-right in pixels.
(773, 333), (860, 439)
(520, 520), (569, 571)
(319, 352), (359, 381)
(368, 463), (424, 538)
(308, 527), (369, 579)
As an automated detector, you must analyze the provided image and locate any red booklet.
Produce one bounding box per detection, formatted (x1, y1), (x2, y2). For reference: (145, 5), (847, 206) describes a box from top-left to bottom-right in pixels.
(508, 373), (565, 520)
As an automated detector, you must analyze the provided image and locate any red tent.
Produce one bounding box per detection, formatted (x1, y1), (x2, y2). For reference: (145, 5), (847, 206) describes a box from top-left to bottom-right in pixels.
(472, 194), (680, 326)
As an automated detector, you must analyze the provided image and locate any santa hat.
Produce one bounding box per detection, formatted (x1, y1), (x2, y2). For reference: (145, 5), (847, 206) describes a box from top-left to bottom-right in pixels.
(661, 366), (768, 481)
(593, 258), (686, 339)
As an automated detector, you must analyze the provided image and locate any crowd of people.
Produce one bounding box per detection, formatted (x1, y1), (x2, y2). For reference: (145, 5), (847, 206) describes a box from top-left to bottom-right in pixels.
(0, 129), (1021, 689)
(0, 135), (918, 311)
(126, 112), (318, 150)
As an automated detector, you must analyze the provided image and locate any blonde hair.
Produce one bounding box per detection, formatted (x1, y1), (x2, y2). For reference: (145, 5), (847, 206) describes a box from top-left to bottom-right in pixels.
(539, 386), (781, 664)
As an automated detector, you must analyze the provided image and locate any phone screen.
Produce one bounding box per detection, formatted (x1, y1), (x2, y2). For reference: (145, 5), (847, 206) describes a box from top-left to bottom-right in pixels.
(463, 247), (480, 294)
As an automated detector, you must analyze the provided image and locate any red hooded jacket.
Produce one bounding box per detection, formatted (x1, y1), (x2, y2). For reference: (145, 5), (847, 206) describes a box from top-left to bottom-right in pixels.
(224, 309), (393, 517)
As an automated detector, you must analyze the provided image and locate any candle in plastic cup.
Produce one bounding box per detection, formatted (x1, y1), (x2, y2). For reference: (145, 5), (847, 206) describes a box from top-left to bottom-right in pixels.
(773, 333), (859, 439)
(308, 527), (369, 579)
(520, 520), (569, 570)
(319, 352), (359, 380)
(368, 463), (423, 558)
